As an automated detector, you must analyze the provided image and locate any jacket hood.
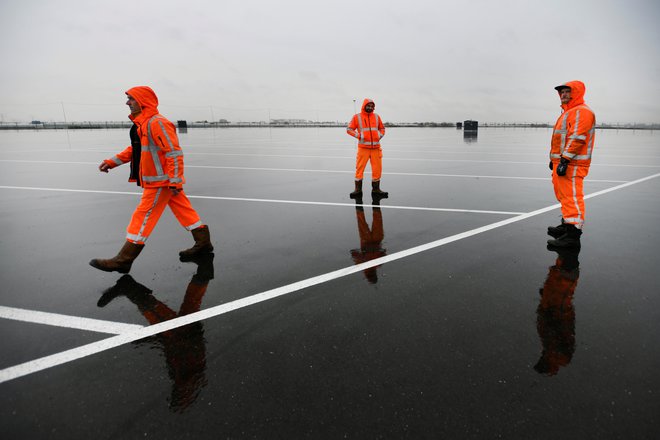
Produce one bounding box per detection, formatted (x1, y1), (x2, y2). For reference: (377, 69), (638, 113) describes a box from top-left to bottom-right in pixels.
(556, 80), (586, 111)
(126, 86), (159, 118)
(361, 98), (375, 113)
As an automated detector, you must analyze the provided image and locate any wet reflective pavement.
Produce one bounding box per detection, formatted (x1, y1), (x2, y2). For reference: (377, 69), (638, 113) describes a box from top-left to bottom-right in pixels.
(1, 127), (659, 438)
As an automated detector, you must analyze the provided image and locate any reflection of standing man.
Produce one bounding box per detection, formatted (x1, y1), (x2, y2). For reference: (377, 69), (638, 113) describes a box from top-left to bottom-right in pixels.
(547, 81), (596, 248)
(347, 99), (388, 199)
(350, 198), (387, 284)
(534, 247), (580, 376)
(98, 254), (214, 412)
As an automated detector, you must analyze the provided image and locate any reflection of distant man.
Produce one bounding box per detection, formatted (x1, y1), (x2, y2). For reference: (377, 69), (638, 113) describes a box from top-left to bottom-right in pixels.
(534, 247), (580, 376)
(350, 198), (386, 284)
(547, 81), (596, 248)
(347, 99), (388, 199)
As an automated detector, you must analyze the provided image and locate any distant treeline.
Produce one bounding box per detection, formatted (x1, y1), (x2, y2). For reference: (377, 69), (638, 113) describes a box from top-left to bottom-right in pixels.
(1, 121), (658, 130)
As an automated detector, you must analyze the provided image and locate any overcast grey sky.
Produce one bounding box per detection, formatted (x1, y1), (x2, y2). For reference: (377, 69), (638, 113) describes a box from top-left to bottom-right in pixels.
(1, 0), (659, 124)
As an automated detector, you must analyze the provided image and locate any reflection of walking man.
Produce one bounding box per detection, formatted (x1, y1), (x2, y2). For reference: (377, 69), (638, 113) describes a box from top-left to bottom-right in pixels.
(98, 254), (214, 412)
(351, 199), (387, 284)
(347, 99), (388, 199)
(534, 248), (580, 376)
(90, 86), (213, 274)
(547, 80), (596, 248)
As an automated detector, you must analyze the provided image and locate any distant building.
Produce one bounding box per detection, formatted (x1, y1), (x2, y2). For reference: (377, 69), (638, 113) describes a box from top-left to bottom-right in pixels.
(271, 119), (311, 125)
(464, 120), (478, 131)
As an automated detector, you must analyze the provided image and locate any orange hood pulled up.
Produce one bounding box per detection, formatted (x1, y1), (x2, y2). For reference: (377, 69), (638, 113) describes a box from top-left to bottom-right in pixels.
(126, 86), (159, 120)
(557, 80), (586, 111)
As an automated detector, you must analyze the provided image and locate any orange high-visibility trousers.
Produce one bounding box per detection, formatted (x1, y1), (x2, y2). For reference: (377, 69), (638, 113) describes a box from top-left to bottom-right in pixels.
(126, 187), (202, 244)
(355, 147), (383, 180)
(551, 164), (589, 228)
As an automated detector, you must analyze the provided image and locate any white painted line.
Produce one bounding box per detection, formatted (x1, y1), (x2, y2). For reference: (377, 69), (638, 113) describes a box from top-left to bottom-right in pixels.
(1, 171), (658, 384)
(0, 306), (143, 335)
(0, 186), (524, 215)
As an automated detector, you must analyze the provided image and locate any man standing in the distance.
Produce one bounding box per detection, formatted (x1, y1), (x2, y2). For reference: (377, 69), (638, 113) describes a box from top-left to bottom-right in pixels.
(347, 98), (388, 199)
(547, 81), (596, 248)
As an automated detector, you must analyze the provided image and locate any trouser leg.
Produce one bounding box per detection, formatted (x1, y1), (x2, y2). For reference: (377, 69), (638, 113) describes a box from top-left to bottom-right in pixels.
(126, 187), (171, 244)
(168, 189), (203, 231)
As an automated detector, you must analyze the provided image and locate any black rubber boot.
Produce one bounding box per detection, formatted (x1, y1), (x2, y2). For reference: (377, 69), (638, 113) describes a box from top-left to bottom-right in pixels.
(179, 225), (214, 261)
(371, 180), (388, 198)
(547, 218), (567, 238)
(547, 223), (582, 248)
(350, 180), (363, 199)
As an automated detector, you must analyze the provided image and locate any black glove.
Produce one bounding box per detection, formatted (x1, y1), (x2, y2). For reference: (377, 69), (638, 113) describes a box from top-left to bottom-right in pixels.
(556, 157), (569, 176)
(548, 161), (553, 170)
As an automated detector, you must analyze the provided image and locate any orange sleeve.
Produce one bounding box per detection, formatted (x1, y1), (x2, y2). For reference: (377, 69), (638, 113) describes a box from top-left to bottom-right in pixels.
(563, 109), (595, 160)
(347, 114), (359, 138)
(106, 145), (132, 168)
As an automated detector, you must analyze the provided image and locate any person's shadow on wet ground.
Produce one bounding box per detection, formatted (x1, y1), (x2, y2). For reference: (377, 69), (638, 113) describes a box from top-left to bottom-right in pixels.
(97, 253), (215, 412)
(534, 245), (580, 376)
(351, 195), (387, 284)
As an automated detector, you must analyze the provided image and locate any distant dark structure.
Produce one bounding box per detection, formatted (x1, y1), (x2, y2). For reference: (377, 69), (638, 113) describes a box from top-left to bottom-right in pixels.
(177, 120), (188, 129)
(456, 122), (463, 129)
(464, 120), (478, 131)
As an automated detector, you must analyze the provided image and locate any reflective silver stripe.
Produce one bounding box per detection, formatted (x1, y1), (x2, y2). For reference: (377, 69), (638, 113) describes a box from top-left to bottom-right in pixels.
(146, 116), (166, 178)
(142, 144), (160, 153)
(126, 232), (148, 243)
(141, 175), (169, 182)
(559, 113), (568, 155)
(186, 220), (203, 231)
(363, 127), (379, 131)
(157, 119), (180, 179)
(110, 156), (124, 165)
(550, 153), (562, 159)
(357, 113), (364, 143)
(169, 177), (182, 184)
(563, 151), (577, 159)
(165, 151), (183, 158)
(569, 166), (584, 226)
(564, 109), (580, 153)
(569, 134), (587, 140)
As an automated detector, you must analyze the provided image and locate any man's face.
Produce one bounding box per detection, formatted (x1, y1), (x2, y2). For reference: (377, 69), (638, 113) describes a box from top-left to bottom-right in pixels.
(559, 88), (572, 105)
(126, 95), (141, 115)
(364, 102), (375, 113)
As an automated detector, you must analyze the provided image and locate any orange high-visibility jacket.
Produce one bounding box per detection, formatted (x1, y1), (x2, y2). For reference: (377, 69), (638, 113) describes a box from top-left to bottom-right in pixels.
(347, 99), (386, 149)
(104, 86), (186, 189)
(550, 81), (596, 168)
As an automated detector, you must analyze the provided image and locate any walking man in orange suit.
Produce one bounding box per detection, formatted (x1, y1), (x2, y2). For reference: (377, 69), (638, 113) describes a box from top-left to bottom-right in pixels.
(90, 86), (213, 273)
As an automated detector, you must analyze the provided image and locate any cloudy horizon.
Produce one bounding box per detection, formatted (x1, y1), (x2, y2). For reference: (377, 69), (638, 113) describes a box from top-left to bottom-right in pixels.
(1, 0), (659, 124)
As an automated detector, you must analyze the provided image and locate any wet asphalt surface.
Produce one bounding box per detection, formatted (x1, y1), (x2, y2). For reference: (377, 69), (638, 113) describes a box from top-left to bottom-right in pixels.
(1, 127), (659, 439)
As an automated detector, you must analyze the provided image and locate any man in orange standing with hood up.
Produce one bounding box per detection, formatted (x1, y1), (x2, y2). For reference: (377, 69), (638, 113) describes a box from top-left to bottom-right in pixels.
(90, 86), (213, 273)
(547, 80), (596, 248)
(347, 98), (388, 199)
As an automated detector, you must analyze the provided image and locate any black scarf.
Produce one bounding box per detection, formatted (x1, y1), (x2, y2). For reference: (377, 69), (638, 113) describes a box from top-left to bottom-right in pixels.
(129, 124), (142, 186)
